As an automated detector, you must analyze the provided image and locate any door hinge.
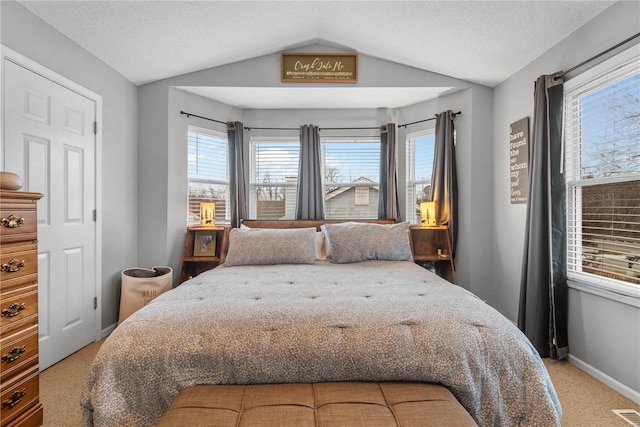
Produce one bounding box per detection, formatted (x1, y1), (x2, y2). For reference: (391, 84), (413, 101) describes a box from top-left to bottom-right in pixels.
(93, 210), (97, 221)
(93, 121), (98, 134)
(94, 297), (97, 310)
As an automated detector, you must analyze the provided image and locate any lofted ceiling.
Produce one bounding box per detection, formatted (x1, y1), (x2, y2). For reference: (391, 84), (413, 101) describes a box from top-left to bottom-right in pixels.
(17, 1), (616, 109)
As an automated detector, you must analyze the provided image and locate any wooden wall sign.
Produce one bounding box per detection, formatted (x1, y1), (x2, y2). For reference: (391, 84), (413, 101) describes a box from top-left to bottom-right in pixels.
(510, 117), (529, 204)
(281, 52), (358, 83)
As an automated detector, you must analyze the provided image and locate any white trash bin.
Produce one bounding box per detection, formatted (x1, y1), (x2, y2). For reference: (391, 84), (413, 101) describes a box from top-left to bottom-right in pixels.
(118, 266), (173, 325)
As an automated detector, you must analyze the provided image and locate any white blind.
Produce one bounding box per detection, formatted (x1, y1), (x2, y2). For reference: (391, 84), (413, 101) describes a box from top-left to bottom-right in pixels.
(323, 138), (380, 219)
(187, 128), (228, 224)
(250, 140), (300, 219)
(406, 133), (435, 224)
(565, 50), (640, 286)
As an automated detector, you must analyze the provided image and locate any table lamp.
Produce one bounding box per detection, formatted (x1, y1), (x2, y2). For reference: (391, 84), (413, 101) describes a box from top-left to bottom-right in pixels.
(200, 202), (215, 226)
(420, 201), (437, 226)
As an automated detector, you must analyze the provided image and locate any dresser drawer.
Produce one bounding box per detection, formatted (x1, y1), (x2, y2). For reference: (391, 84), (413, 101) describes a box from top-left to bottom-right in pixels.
(3, 402), (43, 427)
(1, 325), (39, 384)
(0, 366), (39, 425)
(0, 206), (37, 245)
(0, 286), (38, 331)
(0, 243), (38, 292)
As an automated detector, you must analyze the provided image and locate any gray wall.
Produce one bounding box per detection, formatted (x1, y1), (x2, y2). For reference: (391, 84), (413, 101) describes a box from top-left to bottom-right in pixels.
(137, 87), (241, 274)
(492, 1), (640, 400)
(398, 88), (494, 301)
(1, 1), (139, 331)
(138, 45), (494, 300)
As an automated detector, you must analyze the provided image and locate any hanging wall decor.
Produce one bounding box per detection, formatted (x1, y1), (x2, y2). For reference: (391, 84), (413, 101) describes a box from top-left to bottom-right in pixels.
(510, 117), (529, 204)
(281, 52), (358, 83)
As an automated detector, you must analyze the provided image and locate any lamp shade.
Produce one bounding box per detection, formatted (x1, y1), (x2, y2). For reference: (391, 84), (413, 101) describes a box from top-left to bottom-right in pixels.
(420, 201), (437, 226)
(200, 202), (215, 226)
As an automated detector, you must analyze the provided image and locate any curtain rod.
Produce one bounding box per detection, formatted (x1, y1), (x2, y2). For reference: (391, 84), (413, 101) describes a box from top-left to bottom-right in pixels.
(244, 126), (299, 131)
(245, 126), (381, 131)
(180, 109), (462, 131)
(398, 111), (461, 128)
(555, 32), (640, 80)
(180, 111), (377, 131)
(180, 110), (228, 126)
(320, 126), (381, 131)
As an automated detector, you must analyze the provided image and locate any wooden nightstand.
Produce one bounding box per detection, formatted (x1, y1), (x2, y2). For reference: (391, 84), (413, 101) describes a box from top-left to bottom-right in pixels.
(409, 225), (455, 284)
(178, 226), (228, 284)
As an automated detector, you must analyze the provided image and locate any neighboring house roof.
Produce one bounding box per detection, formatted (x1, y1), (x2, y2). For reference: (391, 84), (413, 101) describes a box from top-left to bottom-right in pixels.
(325, 177), (379, 201)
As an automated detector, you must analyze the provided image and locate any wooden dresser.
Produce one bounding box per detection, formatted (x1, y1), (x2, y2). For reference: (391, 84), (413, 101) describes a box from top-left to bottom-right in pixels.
(0, 190), (43, 427)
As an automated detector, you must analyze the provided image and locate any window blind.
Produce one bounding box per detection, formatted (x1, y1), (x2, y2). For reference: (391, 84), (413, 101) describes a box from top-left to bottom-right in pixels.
(565, 51), (640, 286)
(250, 140), (300, 219)
(187, 129), (229, 224)
(406, 133), (435, 224)
(323, 139), (380, 219)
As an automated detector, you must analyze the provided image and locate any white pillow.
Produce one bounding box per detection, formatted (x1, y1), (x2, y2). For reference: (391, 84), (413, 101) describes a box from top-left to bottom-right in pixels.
(322, 222), (413, 264)
(224, 227), (317, 266)
(320, 225), (331, 258)
(315, 231), (327, 261)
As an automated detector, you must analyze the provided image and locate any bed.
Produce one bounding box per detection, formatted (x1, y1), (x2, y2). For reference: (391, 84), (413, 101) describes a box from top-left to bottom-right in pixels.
(81, 220), (561, 426)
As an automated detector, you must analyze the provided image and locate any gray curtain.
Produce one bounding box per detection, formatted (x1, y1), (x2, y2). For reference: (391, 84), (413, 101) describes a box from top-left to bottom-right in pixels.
(296, 125), (324, 219)
(378, 123), (399, 220)
(430, 111), (458, 257)
(227, 121), (247, 228)
(518, 73), (568, 360)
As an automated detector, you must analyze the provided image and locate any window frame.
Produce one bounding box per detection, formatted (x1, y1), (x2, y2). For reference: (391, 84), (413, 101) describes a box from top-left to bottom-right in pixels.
(321, 136), (381, 220)
(406, 128), (436, 225)
(563, 45), (640, 304)
(187, 125), (230, 225)
(248, 136), (301, 220)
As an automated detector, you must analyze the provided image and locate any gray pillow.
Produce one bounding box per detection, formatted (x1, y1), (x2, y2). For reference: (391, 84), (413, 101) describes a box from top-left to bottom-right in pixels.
(322, 222), (413, 264)
(223, 227), (317, 266)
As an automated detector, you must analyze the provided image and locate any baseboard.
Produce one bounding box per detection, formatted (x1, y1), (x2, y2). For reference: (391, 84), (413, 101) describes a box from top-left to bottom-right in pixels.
(101, 323), (117, 339)
(569, 354), (640, 405)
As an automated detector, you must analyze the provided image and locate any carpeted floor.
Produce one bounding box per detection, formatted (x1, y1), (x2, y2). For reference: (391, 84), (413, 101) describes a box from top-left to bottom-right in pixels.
(543, 358), (639, 426)
(40, 340), (639, 426)
(40, 340), (103, 427)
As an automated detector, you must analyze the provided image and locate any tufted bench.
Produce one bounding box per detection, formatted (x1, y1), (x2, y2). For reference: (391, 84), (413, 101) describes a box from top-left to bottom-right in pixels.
(156, 382), (478, 427)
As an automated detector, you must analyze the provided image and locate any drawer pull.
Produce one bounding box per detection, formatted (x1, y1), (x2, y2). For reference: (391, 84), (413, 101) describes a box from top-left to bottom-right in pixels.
(1, 259), (25, 273)
(1, 214), (25, 229)
(2, 389), (26, 409)
(2, 346), (26, 363)
(1, 303), (26, 317)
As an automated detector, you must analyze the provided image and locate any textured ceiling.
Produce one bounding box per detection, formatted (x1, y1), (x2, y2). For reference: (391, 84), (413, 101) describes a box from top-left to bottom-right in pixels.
(18, 1), (615, 108)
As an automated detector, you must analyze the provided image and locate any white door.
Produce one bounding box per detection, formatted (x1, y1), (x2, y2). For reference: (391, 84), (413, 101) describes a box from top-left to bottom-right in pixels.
(3, 59), (97, 370)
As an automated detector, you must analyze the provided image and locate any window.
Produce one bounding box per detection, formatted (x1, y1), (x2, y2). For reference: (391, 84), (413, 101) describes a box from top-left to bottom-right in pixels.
(187, 127), (229, 224)
(354, 187), (370, 205)
(322, 138), (380, 219)
(406, 131), (436, 224)
(564, 47), (640, 289)
(250, 138), (300, 219)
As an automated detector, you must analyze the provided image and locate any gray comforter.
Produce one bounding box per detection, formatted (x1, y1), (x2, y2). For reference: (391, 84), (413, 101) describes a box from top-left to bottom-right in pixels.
(81, 261), (561, 426)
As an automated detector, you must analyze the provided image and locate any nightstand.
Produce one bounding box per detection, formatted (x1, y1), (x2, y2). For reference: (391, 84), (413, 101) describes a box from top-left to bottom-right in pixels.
(178, 226), (228, 284)
(409, 225), (455, 284)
